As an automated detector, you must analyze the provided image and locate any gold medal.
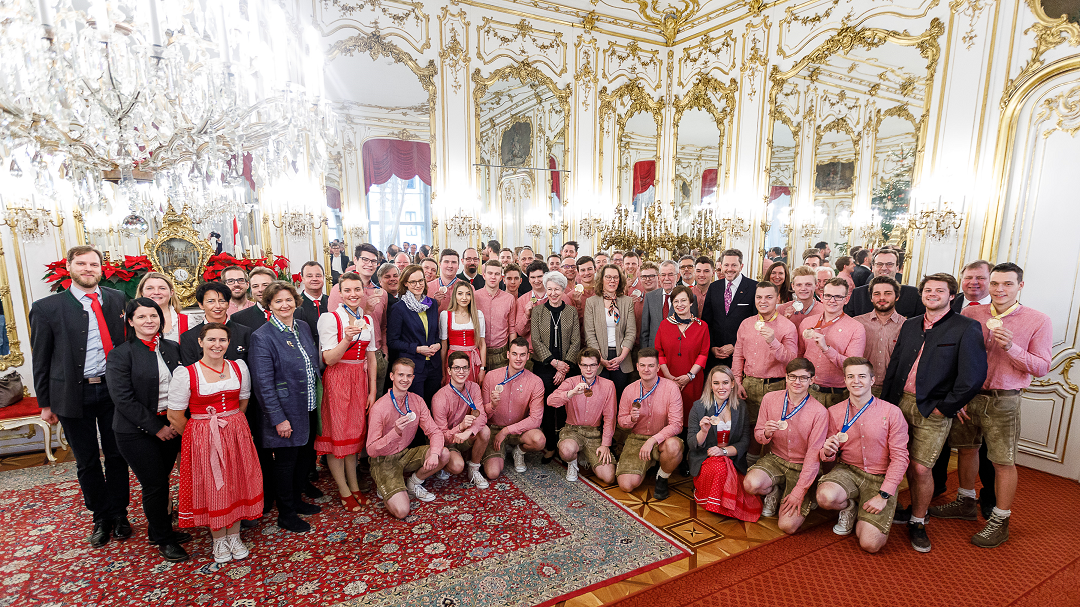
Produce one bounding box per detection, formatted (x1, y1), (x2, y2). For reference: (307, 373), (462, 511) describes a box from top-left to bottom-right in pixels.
(404, 411), (416, 423)
(584, 389), (593, 397)
(710, 416), (724, 425)
(777, 420), (788, 430)
(754, 320), (765, 331)
(837, 432), (849, 443)
(439, 286), (447, 295)
(986, 318), (1003, 330)
(802, 328), (815, 340)
(574, 283), (584, 293)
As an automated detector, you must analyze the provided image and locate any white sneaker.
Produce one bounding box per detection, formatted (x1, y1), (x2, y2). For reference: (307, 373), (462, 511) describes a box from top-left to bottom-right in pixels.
(406, 475), (436, 502)
(565, 459), (579, 482)
(833, 500), (856, 536)
(512, 446), (527, 473)
(468, 465), (490, 489)
(226, 533), (250, 560)
(436, 470), (450, 481)
(213, 537), (232, 564)
(761, 486), (781, 517)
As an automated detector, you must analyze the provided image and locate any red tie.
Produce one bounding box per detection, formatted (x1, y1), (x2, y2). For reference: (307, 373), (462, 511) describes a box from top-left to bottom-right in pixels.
(967, 301), (979, 307)
(662, 293), (670, 318)
(264, 307), (273, 321)
(86, 292), (114, 355)
(313, 298), (320, 314)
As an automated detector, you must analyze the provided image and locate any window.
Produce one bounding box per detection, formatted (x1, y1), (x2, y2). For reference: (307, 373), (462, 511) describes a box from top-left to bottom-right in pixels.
(367, 176), (431, 251)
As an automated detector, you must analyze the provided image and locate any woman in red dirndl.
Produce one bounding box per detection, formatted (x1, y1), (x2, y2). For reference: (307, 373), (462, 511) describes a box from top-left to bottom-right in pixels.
(315, 273), (378, 512)
(439, 281), (487, 386)
(168, 323), (264, 564)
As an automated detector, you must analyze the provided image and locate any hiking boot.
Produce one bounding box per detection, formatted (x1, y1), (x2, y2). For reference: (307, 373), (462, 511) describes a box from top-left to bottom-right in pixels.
(971, 513), (1010, 548)
(832, 500), (856, 536)
(653, 476), (670, 500)
(929, 496), (977, 521)
(761, 486), (780, 517)
(908, 521), (931, 553)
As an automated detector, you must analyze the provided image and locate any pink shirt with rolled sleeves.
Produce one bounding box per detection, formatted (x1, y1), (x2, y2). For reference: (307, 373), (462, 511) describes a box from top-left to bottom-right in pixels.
(366, 391), (444, 458)
(474, 287), (517, 350)
(430, 381), (488, 444)
(732, 313), (799, 381)
(328, 281), (388, 354)
(855, 310), (904, 387)
(549, 375), (617, 447)
(754, 390), (829, 495)
(798, 313), (866, 388)
(617, 377), (684, 443)
(962, 304), (1053, 390)
(562, 285), (593, 343)
(819, 397), (909, 496)
(481, 368), (545, 434)
(903, 315), (936, 396)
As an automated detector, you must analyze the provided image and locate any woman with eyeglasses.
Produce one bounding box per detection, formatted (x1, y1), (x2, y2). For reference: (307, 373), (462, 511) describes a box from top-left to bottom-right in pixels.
(387, 264), (443, 404)
(654, 285), (709, 423)
(440, 281), (486, 386)
(531, 271), (581, 463)
(584, 264), (636, 400)
(687, 366), (760, 521)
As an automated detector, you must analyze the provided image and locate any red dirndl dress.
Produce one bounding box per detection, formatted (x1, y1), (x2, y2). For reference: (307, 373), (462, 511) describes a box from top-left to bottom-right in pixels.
(177, 361), (264, 530)
(443, 310), (482, 385)
(694, 452), (763, 522)
(315, 312), (374, 458)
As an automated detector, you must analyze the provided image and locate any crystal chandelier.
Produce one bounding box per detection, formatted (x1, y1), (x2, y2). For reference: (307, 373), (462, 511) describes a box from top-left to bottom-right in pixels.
(0, 0), (338, 227)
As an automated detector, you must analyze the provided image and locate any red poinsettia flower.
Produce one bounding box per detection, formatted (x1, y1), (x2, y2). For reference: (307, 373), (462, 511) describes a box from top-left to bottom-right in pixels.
(102, 263), (134, 282)
(291, 272), (302, 283)
(122, 255), (153, 271)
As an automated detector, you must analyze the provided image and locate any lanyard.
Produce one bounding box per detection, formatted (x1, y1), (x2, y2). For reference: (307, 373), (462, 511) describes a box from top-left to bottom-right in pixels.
(781, 392), (811, 422)
(439, 276), (458, 289)
(758, 311), (778, 323)
(342, 305), (365, 323)
(634, 379), (660, 405)
(990, 302), (1020, 320)
(842, 397), (874, 433)
(713, 398), (728, 418)
(500, 368), (525, 387)
(390, 390), (411, 416)
(815, 313), (845, 330)
(450, 383), (477, 411)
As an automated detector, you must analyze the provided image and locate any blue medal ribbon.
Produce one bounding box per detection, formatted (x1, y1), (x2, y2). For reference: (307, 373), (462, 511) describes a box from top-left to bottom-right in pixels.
(634, 379), (660, 406)
(713, 399), (728, 418)
(439, 276), (458, 290)
(781, 392), (811, 422)
(499, 368), (525, 387)
(842, 397), (875, 434)
(451, 383), (477, 411)
(390, 390), (411, 416)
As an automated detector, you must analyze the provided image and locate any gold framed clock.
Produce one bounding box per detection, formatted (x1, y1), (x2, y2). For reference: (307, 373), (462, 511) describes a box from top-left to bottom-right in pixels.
(143, 206), (213, 308)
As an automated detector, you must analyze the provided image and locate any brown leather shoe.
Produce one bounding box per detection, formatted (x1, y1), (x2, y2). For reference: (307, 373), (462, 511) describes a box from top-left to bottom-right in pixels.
(928, 496), (977, 521)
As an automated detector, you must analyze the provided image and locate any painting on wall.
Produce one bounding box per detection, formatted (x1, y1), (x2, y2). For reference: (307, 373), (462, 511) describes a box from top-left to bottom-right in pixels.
(500, 120), (532, 167)
(1040, 0), (1080, 23)
(815, 161), (855, 193)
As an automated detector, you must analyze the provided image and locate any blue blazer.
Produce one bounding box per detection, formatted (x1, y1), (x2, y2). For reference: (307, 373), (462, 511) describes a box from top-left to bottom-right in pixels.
(249, 319), (320, 449)
(387, 300), (441, 381)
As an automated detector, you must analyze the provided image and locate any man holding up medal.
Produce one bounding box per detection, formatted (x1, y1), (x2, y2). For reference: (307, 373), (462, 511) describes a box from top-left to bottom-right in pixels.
(431, 351), (492, 489)
(817, 357), (909, 553)
(744, 358), (829, 535)
(615, 349), (685, 500)
(426, 249), (462, 313)
(548, 348), (618, 484)
(777, 266), (819, 327)
(366, 359), (451, 519)
(798, 278), (866, 407)
(481, 338), (547, 479)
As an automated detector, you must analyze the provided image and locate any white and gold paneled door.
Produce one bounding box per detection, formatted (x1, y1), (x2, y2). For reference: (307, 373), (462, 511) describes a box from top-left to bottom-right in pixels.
(991, 63), (1080, 480)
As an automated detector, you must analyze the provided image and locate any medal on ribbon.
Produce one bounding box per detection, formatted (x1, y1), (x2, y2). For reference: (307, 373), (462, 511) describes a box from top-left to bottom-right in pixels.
(838, 397), (874, 443)
(777, 392), (810, 430)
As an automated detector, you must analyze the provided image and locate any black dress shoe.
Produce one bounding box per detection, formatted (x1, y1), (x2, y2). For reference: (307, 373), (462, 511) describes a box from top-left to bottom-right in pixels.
(295, 501), (322, 515)
(277, 513), (312, 533)
(174, 531), (193, 544)
(653, 476), (670, 500)
(112, 518), (133, 540)
(157, 542), (190, 562)
(241, 517), (260, 529)
(303, 483), (324, 499)
(89, 522), (113, 548)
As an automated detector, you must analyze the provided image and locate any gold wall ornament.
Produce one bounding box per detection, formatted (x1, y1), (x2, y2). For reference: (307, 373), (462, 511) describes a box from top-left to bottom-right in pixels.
(142, 206), (214, 309)
(603, 40), (664, 89)
(1001, 0), (1080, 109)
(677, 30), (736, 87)
(476, 17), (567, 75)
(1035, 84), (1080, 138)
(326, 28), (439, 119)
(740, 33), (769, 100)
(612, 0), (702, 46)
(1030, 353), (1080, 394)
(440, 26), (469, 94)
(951, 0), (994, 50)
(0, 238), (25, 371)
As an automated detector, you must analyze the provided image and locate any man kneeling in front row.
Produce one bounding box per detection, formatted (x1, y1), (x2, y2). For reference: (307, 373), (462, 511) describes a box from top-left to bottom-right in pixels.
(366, 358), (451, 519)
(616, 348), (684, 500)
(481, 338), (547, 478)
(817, 357), (909, 553)
(549, 348), (617, 484)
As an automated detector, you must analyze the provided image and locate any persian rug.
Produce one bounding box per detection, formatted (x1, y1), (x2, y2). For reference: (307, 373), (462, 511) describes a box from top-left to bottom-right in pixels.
(0, 459), (687, 607)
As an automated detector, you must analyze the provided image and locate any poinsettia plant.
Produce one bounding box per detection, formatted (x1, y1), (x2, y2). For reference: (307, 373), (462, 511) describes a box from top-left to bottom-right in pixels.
(202, 252), (292, 282)
(43, 255), (154, 298)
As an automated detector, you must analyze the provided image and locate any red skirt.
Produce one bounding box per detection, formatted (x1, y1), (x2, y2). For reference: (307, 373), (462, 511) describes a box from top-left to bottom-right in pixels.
(694, 456), (762, 522)
(178, 412), (264, 530)
(315, 360), (369, 457)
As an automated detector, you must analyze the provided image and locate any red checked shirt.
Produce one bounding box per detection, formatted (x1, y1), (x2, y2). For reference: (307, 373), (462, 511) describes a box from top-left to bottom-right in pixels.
(617, 377), (684, 443)
(754, 390), (829, 495)
(549, 375), (617, 446)
(962, 304), (1053, 390)
(515, 290), (548, 349)
(798, 313), (866, 388)
(777, 299), (820, 328)
(366, 391), (444, 457)
(732, 313), (799, 381)
(474, 286), (517, 350)
(481, 368), (545, 434)
(430, 381), (488, 445)
(820, 397), (909, 496)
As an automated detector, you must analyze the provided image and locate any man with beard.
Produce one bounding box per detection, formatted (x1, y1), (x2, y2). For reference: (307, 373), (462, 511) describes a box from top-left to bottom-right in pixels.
(458, 248), (485, 289)
(561, 241), (579, 260)
(845, 249), (925, 318)
(230, 267), (277, 330)
(854, 276), (903, 399)
(221, 265), (254, 318)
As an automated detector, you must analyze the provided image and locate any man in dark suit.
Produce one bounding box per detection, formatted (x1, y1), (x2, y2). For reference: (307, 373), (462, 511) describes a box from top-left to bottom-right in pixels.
(844, 249), (925, 318)
(641, 260), (698, 349)
(296, 261), (328, 349)
(178, 282), (251, 366)
(230, 267), (277, 331)
(701, 249), (757, 369)
(31, 246), (130, 548)
(883, 272), (987, 554)
(851, 248), (872, 288)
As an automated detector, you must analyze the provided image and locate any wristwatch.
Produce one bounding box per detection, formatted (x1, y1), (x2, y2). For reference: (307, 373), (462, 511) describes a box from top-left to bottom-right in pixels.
(720, 447), (728, 457)
(687, 371), (696, 380)
(879, 490), (891, 500)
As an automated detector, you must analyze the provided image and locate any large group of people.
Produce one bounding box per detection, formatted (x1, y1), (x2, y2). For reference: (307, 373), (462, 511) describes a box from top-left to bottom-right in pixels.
(29, 238), (1050, 564)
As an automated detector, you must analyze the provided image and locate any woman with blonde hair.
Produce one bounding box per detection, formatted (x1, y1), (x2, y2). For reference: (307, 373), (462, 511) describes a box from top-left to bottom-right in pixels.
(440, 280), (487, 386)
(137, 272), (194, 343)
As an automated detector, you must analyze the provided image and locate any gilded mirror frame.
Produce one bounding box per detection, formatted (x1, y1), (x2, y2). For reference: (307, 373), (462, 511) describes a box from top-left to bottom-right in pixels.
(0, 236), (24, 371)
(143, 206), (214, 308)
(671, 74), (739, 205)
(868, 105), (921, 248)
(765, 108), (801, 257)
(598, 80), (665, 208)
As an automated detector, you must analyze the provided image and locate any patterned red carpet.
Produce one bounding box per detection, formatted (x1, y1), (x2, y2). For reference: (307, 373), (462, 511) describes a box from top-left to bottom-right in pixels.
(609, 466), (1080, 607)
(0, 460), (688, 607)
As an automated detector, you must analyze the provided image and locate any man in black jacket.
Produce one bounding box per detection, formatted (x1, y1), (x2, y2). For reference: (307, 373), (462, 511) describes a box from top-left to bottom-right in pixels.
(30, 246), (131, 548)
(882, 272), (987, 554)
(851, 249), (872, 288)
(845, 249), (925, 318)
(296, 261), (328, 348)
(701, 249), (757, 369)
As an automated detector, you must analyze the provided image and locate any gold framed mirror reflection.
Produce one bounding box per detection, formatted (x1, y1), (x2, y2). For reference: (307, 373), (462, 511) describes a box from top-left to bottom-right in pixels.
(0, 236), (25, 371)
(598, 80), (664, 215)
(671, 74), (738, 234)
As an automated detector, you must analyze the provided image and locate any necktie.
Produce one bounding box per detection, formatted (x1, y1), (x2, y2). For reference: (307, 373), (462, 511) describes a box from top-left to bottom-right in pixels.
(967, 301), (979, 307)
(724, 281), (733, 314)
(85, 293), (114, 355)
(662, 293), (669, 318)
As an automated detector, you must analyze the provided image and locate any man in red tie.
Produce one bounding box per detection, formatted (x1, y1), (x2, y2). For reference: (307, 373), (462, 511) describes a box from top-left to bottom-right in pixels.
(31, 246), (130, 549)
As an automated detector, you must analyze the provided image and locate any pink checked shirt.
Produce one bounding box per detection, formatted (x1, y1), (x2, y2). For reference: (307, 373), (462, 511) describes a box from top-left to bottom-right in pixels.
(227, 299), (254, 319)
(820, 397), (909, 495)
(617, 377), (684, 443)
(328, 280), (388, 354)
(732, 313), (799, 380)
(430, 381), (488, 444)
(482, 368), (545, 434)
(474, 286), (517, 349)
(798, 313), (866, 388)
(754, 390), (829, 495)
(855, 310), (904, 386)
(549, 375), (617, 446)
(366, 391), (444, 457)
(962, 304), (1053, 390)
(426, 276), (460, 313)
(777, 299), (820, 329)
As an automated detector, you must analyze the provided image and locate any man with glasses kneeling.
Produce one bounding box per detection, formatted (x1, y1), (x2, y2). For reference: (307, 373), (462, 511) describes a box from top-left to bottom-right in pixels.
(548, 348), (617, 484)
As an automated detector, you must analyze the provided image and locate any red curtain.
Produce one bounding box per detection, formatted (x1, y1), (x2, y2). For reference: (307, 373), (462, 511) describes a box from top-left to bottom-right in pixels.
(549, 156), (561, 200)
(701, 169), (718, 201)
(362, 139), (432, 191)
(325, 186), (341, 210)
(632, 160), (656, 197)
(227, 153), (256, 191)
(769, 186), (792, 202)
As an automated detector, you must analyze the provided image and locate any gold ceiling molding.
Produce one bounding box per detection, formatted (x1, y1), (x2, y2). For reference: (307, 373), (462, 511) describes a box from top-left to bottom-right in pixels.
(476, 17), (568, 76)
(614, 0), (702, 45)
(1001, 0), (1080, 109)
(775, 0), (941, 60)
(316, 0), (431, 53)
(1035, 83), (1080, 138)
(326, 29), (438, 115)
(678, 30), (737, 87)
(603, 40), (664, 90)
(450, 0), (668, 45)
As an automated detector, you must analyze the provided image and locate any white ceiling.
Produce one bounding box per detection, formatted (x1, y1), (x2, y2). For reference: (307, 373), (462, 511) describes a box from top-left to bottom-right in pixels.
(324, 53), (428, 109)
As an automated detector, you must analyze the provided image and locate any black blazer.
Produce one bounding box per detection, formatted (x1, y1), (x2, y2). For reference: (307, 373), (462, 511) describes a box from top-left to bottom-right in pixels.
(106, 339), (181, 435)
(882, 309), (987, 418)
(700, 274), (757, 351)
(298, 294), (329, 347)
(686, 397), (750, 477)
(845, 283), (925, 318)
(387, 300), (441, 380)
(179, 320), (252, 366)
(230, 304), (268, 331)
(30, 288), (127, 417)
(852, 265), (872, 288)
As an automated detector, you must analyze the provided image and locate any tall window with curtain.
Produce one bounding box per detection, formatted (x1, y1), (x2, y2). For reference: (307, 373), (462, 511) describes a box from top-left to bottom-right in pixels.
(362, 139), (432, 251)
(632, 160), (656, 213)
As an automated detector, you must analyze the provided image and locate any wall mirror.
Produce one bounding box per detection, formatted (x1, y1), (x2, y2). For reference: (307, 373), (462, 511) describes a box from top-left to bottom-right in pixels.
(766, 113), (797, 255)
(672, 75), (736, 235)
(871, 111), (919, 247)
(598, 81), (663, 217)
